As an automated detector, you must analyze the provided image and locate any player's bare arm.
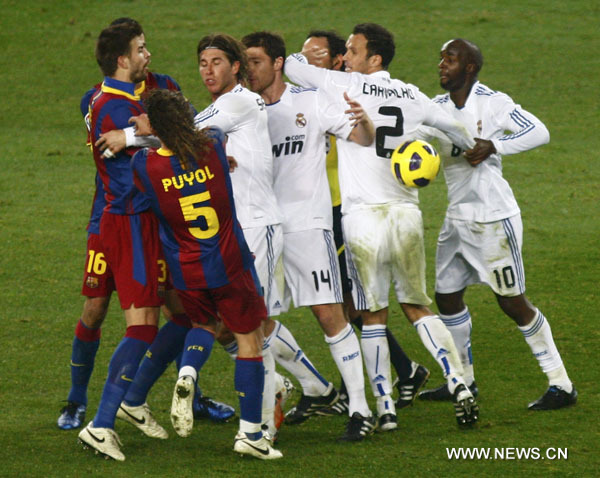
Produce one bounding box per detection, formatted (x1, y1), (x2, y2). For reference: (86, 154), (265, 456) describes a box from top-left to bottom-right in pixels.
(464, 138), (496, 166)
(344, 92), (374, 146)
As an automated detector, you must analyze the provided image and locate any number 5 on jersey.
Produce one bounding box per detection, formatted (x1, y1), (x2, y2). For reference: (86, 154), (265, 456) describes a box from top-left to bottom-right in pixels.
(179, 192), (219, 239)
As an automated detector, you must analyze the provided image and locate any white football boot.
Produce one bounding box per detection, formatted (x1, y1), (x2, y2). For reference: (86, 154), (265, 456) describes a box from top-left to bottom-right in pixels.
(78, 421), (125, 461)
(116, 402), (168, 439)
(170, 375), (195, 437)
(233, 431), (283, 460)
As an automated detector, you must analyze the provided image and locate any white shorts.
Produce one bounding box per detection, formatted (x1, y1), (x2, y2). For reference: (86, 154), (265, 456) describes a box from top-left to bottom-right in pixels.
(243, 224), (285, 316)
(342, 204), (431, 312)
(435, 214), (526, 297)
(281, 229), (343, 308)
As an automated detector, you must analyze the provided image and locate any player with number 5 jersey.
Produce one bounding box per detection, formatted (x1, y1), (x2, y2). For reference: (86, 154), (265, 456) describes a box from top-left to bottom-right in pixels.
(132, 122), (253, 291)
(131, 88), (281, 460)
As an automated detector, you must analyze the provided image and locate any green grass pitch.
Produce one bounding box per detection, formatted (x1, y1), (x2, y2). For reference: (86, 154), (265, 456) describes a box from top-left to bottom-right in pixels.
(0, 1), (598, 476)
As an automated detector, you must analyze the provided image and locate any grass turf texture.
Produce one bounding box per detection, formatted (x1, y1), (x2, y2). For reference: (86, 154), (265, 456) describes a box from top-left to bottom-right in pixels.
(1, 0), (598, 476)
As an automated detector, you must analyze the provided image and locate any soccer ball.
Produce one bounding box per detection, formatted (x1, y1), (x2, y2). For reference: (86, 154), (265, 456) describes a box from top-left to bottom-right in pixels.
(390, 139), (440, 188)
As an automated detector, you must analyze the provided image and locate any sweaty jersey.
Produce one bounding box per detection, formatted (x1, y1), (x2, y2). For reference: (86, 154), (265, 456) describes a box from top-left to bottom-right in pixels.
(193, 84), (282, 229)
(131, 128), (254, 290)
(267, 83), (352, 233)
(285, 54), (474, 214)
(82, 72), (181, 224)
(419, 81), (550, 223)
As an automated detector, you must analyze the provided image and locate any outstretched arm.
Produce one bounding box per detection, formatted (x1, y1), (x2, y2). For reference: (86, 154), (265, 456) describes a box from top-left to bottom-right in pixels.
(285, 52), (351, 91)
(423, 97), (475, 152)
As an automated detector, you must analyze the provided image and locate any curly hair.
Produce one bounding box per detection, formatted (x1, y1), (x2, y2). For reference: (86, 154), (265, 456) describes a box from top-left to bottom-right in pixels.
(145, 89), (212, 169)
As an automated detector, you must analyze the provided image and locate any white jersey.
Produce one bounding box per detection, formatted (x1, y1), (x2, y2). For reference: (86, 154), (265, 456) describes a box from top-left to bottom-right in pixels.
(194, 84), (282, 228)
(267, 83), (353, 233)
(419, 81), (550, 223)
(285, 53), (474, 214)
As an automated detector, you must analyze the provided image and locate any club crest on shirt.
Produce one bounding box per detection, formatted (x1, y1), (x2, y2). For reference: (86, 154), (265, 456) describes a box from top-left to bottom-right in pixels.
(295, 113), (307, 128)
(86, 276), (99, 289)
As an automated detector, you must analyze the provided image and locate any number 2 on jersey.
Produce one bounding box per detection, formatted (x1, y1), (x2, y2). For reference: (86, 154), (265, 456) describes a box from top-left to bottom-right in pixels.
(179, 192), (219, 239)
(375, 106), (404, 158)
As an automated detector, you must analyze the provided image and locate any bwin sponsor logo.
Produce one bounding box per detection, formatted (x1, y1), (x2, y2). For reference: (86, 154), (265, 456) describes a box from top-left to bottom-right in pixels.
(272, 135), (305, 157)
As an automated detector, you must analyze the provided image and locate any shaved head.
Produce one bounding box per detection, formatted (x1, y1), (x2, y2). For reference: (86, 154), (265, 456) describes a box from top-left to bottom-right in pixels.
(441, 38), (483, 75)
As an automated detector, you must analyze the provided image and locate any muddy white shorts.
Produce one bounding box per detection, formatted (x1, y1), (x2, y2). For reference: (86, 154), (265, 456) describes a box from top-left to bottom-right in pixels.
(435, 214), (526, 297)
(342, 203), (431, 312)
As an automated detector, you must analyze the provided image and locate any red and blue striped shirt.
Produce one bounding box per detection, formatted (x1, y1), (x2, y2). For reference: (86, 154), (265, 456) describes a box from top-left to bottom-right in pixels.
(132, 129), (254, 290)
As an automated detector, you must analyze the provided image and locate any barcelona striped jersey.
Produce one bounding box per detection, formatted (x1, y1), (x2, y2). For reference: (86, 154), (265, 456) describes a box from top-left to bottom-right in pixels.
(86, 74), (181, 217)
(131, 128), (254, 290)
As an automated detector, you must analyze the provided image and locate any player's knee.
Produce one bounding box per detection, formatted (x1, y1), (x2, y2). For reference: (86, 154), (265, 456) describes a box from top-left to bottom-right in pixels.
(81, 297), (110, 328)
(216, 325), (235, 346)
(311, 304), (346, 336)
(235, 329), (263, 358)
(163, 289), (185, 317)
(435, 291), (464, 315)
(496, 294), (536, 325)
(262, 318), (277, 337)
(401, 303), (433, 323)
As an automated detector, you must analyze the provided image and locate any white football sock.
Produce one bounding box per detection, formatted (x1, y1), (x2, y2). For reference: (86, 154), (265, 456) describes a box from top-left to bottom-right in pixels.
(440, 307), (474, 385)
(239, 419), (261, 436)
(360, 324), (393, 399)
(268, 320), (329, 397)
(518, 309), (572, 392)
(376, 395), (396, 417)
(324, 323), (370, 417)
(178, 365), (197, 382)
(261, 343), (276, 435)
(413, 315), (465, 394)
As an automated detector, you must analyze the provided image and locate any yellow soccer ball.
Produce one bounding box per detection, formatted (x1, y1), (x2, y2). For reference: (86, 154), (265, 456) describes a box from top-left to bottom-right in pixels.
(390, 139), (440, 188)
